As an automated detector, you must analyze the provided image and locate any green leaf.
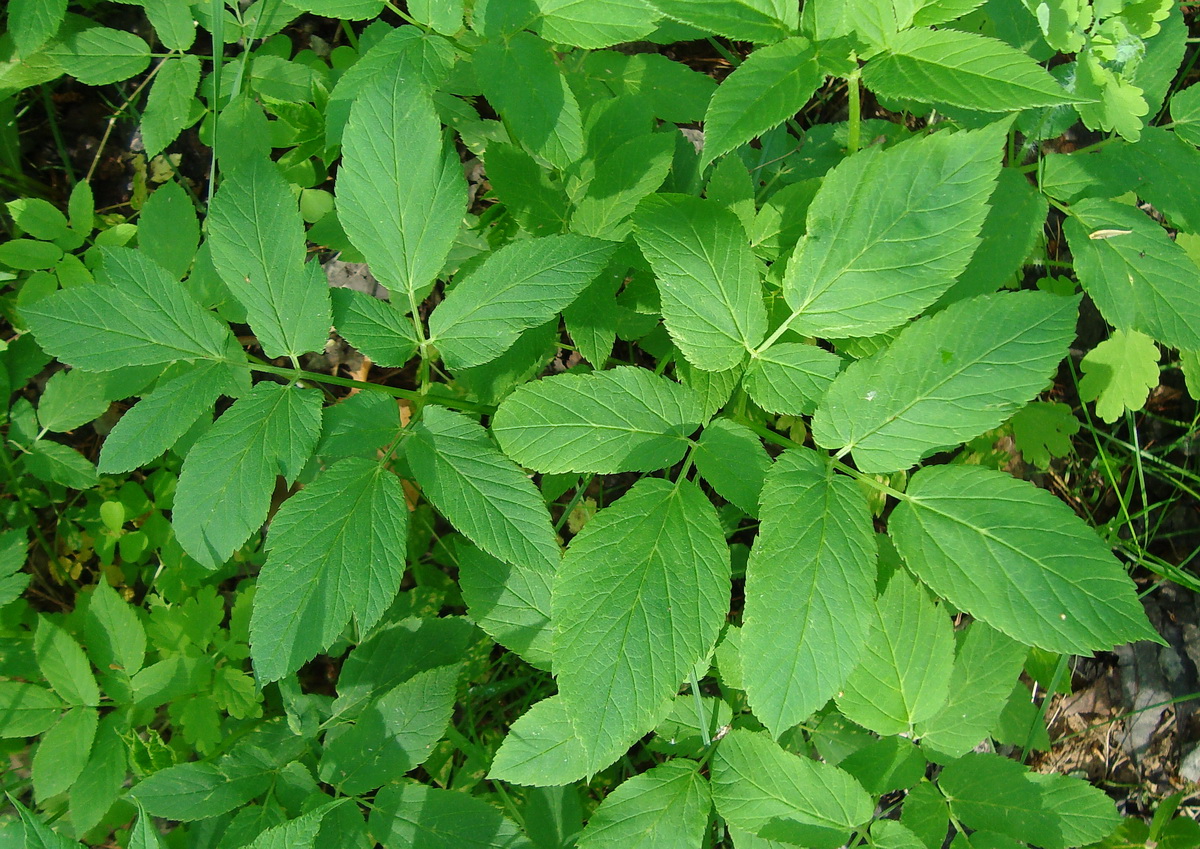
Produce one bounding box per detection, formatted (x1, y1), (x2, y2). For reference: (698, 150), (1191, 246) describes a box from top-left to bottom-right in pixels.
(901, 780), (950, 849)
(836, 571), (954, 736)
(862, 28), (1078, 111)
(143, 0), (196, 49)
(645, 0), (795, 42)
(576, 761), (711, 849)
(743, 449), (877, 737)
(298, 0), (384, 18)
(743, 343), (843, 417)
(454, 539), (555, 670)
(338, 70), (465, 301)
(142, 54), (200, 158)
(477, 32), (584, 170)
(1074, 51), (1149, 143)
(24, 439), (98, 489)
(0, 682), (62, 737)
(8, 0), (67, 56)
(330, 289), (418, 367)
(0, 238), (61, 270)
(7, 198), (71, 241)
(1079, 329), (1161, 424)
(701, 37), (822, 166)
(130, 760), (271, 821)
(1171, 83), (1200, 146)
(1028, 772), (1121, 849)
(22, 246), (235, 371)
(577, 51), (717, 125)
(492, 367), (702, 474)
(534, 0), (660, 48)
(1181, 349), (1200, 402)
(564, 272), (620, 367)
(407, 0), (463, 33)
(694, 418), (771, 516)
(11, 797), (81, 849)
(98, 359), (242, 474)
(70, 714), (131, 833)
(489, 695), (589, 786)
(938, 753), (1057, 845)
(320, 664), (459, 794)
(245, 802), (345, 849)
(812, 291), (1079, 473)
(486, 143), (570, 237)
(633, 194), (766, 371)
(207, 155), (331, 359)
(915, 623), (1028, 759)
(172, 382), (322, 569)
(571, 131), (675, 241)
(35, 617), (99, 706)
(1010, 402), (1080, 470)
(712, 729), (872, 849)
(368, 782), (533, 849)
(84, 580), (146, 677)
(429, 234), (617, 369)
(129, 802), (165, 849)
(889, 465), (1159, 653)
(49, 25), (150, 85)
(36, 369), (112, 432)
(555, 479), (729, 772)
(32, 706), (96, 801)
(317, 391), (400, 461)
(138, 179), (200, 281)
(251, 458), (409, 682)
(778, 123), (1005, 340)
(0, 530), (30, 608)
(839, 736), (926, 796)
(408, 405), (560, 571)
(872, 820), (928, 849)
(1063, 199), (1200, 352)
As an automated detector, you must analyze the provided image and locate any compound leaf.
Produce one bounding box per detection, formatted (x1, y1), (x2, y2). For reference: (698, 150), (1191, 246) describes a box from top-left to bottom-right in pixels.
(554, 479), (730, 773)
(339, 70), (465, 301)
(576, 762), (711, 849)
(492, 367), (703, 474)
(251, 458), (409, 683)
(633, 194), (767, 371)
(1079, 329), (1161, 424)
(408, 405), (560, 572)
(172, 382), (322, 569)
(836, 571), (955, 737)
(712, 729), (872, 848)
(1063, 199), (1200, 352)
(780, 123), (1005, 339)
(862, 28), (1078, 111)
(812, 291), (1079, 473)
(743, 449), (878, 737)
(207, 155), (331, 359)
(889, 465), (1160, 653)
(702, 37), (822, 166)
(430, 234), (617, 370)
(490, 695), (589, 787)
(22, 247), (234, 371)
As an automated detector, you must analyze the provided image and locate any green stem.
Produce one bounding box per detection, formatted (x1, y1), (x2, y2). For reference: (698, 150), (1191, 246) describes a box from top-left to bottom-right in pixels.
(248, 363), (496, 414)
(846, 70), (862, 154)
(1021, 653), (1068, 763)
(688, 670), (710, 746)
(554, 475), (595, 534)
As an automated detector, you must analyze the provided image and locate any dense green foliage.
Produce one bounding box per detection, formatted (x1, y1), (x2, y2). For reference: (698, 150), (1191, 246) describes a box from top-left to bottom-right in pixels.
(2, 0), (1199, 847)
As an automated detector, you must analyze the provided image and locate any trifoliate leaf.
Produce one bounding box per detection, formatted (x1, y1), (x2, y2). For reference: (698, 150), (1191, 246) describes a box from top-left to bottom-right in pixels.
(633, 194), (767, 371)
(863, 28), (1079, 111)
(743, 449), (877, 737)
(1064, 199), (1200, 352)
(490, 695), (589, 787)
(1079, 329), (1161, 423)
(1010, 401), (1080, 469)
(554, 479), (730, 773)
(492, 367), (703, 474)
(207, 155), (331, 359)
(172, 382), (322, 569)
(408, 405), (560, 572)
(712, 729), (872, 848)
(780, 123), (1005, 339)
(889, 465), (1160, 653)
(430, 234), (617, 370)
(338, 69), (465, 300)
(251, 458), (410, 683)
(812, 291), (1079, 474)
